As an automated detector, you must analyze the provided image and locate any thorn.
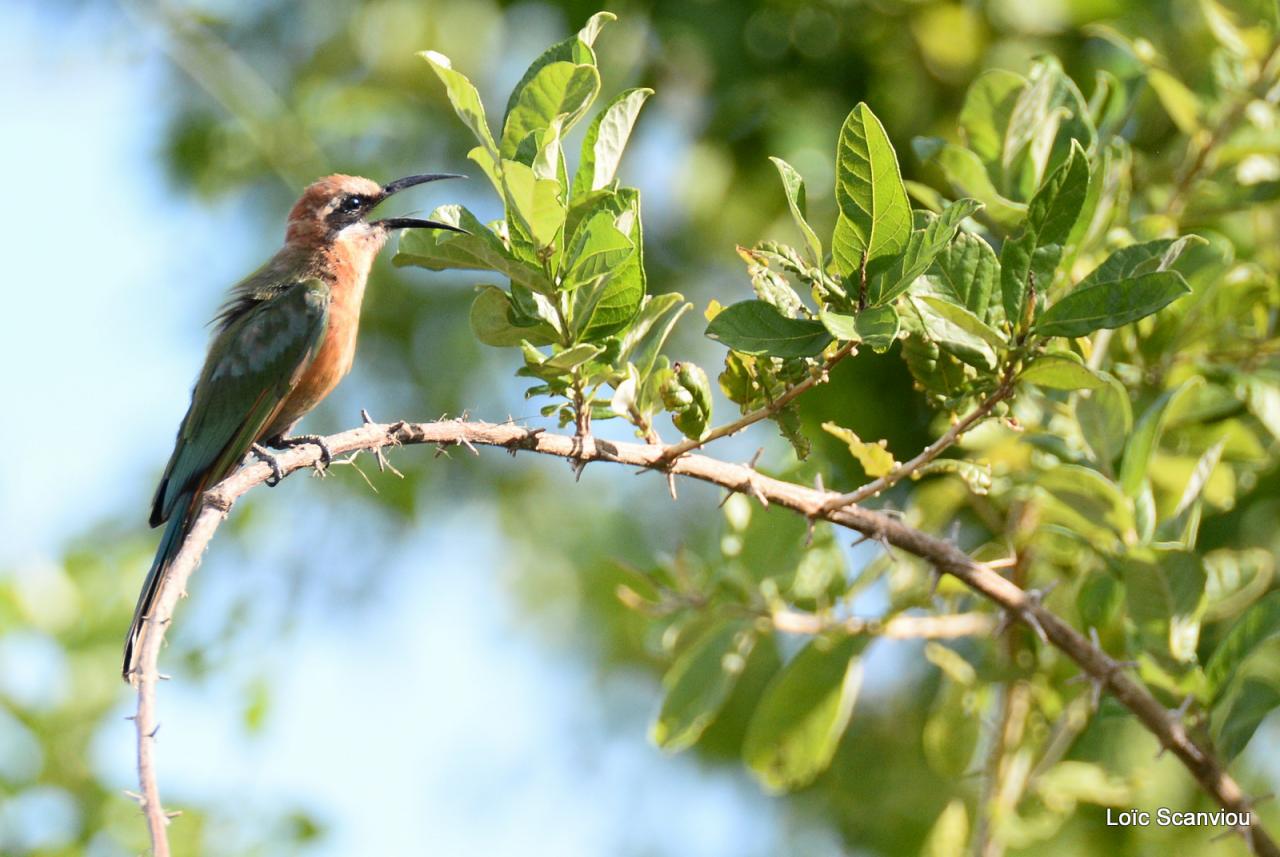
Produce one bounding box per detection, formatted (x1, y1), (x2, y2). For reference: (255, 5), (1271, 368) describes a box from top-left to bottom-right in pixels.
(986, 556), (1017, 570)
(748, 447), (764, 470)
(928, 567), (943, 597)
(147, 724), (161, 739)
(666, 471), (678, 501)
(165, 809), (184, 820)
(458, 434), (479, 456)
(124, 714), (137, 721)
(361, 408), (376, 425)
(805, 516), (816, 547)
(123, 790), (145, 805)
(718, 489), (737, 509)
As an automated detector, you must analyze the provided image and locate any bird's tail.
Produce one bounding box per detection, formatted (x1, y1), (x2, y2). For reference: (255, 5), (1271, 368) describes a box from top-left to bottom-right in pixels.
(123, 496), (194, 681)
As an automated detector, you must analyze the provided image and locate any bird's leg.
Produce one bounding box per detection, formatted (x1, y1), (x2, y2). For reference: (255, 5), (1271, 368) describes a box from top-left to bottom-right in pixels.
(268, 434), (334, 472)
(250, 443), (285, 486)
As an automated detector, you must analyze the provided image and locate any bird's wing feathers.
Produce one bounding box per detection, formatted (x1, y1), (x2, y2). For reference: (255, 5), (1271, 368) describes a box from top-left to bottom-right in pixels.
(150, 279), (330, 526)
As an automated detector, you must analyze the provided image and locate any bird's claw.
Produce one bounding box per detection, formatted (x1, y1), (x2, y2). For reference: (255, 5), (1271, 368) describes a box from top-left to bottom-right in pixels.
(251, 443), (285, 486)
(270, 434), (333, 472)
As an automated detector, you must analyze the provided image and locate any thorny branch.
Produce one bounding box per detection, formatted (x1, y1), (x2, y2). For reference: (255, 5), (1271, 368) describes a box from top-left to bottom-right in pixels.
(130, 417), (1278, 857)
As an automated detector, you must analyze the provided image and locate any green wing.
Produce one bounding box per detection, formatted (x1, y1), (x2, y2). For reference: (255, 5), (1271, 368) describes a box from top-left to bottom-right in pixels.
(150, 278), (330, 526)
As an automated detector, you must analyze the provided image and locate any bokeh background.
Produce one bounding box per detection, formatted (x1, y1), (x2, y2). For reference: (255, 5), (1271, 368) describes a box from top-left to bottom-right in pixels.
(1, 0), (1276, 854)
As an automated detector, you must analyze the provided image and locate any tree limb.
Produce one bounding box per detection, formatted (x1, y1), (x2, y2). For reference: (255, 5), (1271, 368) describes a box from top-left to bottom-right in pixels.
(130, 417), (1278, 857)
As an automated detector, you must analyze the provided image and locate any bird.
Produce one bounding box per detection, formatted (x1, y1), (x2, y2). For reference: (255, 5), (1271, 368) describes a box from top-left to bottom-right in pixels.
(123, 172), (463, 680)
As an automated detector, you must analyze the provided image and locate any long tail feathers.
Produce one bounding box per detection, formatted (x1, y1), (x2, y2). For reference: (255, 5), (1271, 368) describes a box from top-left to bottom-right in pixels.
(123, 496), (193, 681)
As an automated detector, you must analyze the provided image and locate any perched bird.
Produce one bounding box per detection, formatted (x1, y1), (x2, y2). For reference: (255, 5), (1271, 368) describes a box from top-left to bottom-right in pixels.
(123, 173), (462, 680)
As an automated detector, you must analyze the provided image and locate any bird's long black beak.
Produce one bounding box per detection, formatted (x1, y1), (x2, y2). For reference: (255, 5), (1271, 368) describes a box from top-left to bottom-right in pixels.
(373, 173), (468, 233)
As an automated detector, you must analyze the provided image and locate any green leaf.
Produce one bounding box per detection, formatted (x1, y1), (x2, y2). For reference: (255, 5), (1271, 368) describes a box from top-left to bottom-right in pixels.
(924, 230), (1000, 319)
(561, 211), (634, 291)
(921, 800), (969, 857)
(822, 422), (897, 477)
(769, 157), (824, 263)
(469, 285), (558, 347)
(1118, 378), (1202, 498)
(618, 294), (689, 377)
(544, 342), (605, 372)
(866, 199), (982, 306)
(959, 69), (1027, 166)
(1038, 464), (1135, 543)
(1001, 140), (1091, 326)
(572, 88), (652, 198)
(420, 51), (498, 156)
(927, 142), (1028, 230)
(393, 204), (552, 293)
(501, 11), (611, 119)
(819, 305), (900, 352)
(911, 296), (1001, 370)
(1033, 271), (1191, 338)
(1076, 372), (1132, 467)
(1148, 68), (1202, 135)
(1213, 673), (1280, 761)
(1001, 57), (1096, 197)
(1020, 354), (1104, 390)
(1205, 592), (1280, 699)
(501, 60), (599, 163)
(743, 635), (866, 792)
(651, 621), (755, 752)
(1245, 376), (1280, 441)
(574, 189), (646, 341)
(502, 159), (566, 250)
(1075, 236), (1201, 291)
(832, 103), (911, 276)
(706, 300), (833, 358)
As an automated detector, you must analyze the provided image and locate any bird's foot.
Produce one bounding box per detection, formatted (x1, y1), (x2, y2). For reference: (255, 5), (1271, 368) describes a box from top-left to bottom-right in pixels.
(251, 443), (285, 486)
(269, 434), (333, 473)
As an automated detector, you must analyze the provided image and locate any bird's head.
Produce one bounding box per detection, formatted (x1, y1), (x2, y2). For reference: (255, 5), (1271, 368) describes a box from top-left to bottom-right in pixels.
(284, 173), (464, 248)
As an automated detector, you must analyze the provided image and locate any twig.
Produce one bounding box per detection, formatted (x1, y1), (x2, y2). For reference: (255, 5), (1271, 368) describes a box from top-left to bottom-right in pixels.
(769, 609), (995, 639)
(656, 341), (856, 464)
(129, 417), (1279, 857)
(821, 379), (1015, 513)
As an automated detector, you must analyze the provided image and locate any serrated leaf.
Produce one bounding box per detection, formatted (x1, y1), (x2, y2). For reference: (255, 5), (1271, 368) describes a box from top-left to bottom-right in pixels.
(1034, 271), (1191, 338)
(822, 422), (897, 477)
(572, 87), (652, 198)
(1020, 354), (1104, 390)
(770, 156), (824, 263)
(469, 285), (558, 347)
(652, 621), (755, 752)
(706, 300), (833, 358)
(743, 635), (866, 792)
(866, 199), (982, 306)
(819, 305), (900, 351)
(420, 51), (498, 156)
(832, 103), (911, 276)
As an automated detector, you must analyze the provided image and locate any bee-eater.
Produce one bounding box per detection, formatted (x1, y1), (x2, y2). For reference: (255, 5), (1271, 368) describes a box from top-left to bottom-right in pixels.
(123, 172), (462, 680)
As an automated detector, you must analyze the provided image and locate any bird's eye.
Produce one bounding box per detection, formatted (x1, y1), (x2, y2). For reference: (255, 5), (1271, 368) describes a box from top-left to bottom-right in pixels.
(341, 195), (364, 212)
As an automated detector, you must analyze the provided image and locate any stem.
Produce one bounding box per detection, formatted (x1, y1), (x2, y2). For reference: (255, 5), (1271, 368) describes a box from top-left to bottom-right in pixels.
(658, 340), (857, 463)
(130, 418), (1278, 857)
(821, 376), (1015, 513)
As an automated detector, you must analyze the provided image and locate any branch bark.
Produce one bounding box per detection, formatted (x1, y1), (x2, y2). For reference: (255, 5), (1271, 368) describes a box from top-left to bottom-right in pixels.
(130, 417), (1278, 857)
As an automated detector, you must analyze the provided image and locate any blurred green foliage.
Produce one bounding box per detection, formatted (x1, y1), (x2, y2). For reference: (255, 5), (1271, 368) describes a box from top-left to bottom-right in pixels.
(8, 1), (1280, 856)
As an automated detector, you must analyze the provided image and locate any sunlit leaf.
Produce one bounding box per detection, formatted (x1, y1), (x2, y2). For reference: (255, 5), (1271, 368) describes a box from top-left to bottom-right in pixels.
(833, 103), (911, 276)
(652, 620), (755, 752)
(706, 300), (832, 358)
